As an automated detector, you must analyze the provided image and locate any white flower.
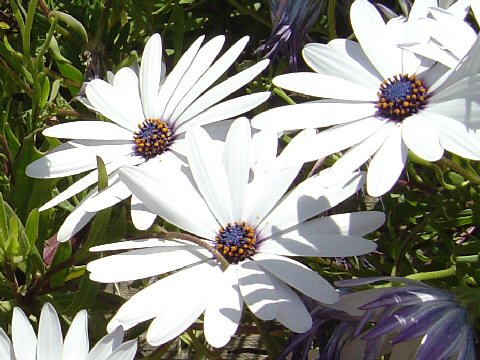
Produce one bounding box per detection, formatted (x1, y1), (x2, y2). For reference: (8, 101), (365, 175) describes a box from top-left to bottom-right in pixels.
(26, 33), (270, 241)
(252, 0), (480, 197)
(87, 117), (383, 348)
(0, 303), (137, 359)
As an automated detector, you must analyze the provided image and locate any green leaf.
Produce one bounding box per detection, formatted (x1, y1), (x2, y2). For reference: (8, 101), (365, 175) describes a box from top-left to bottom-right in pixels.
(0, 193), (8, 249)
(48, 36), (71, 64)
(64, 272), (100, 315)
(38, 73), (50, 109)
(49, 241), (72, 288)
(49, 11), (88, 44)
(25, 209), (39, 247)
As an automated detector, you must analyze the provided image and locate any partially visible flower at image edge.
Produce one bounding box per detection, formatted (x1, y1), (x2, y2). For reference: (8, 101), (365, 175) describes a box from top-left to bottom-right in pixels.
(0, 302), (137, 359)
(26, 32), (270, 242)
(87, 117), (383, 348)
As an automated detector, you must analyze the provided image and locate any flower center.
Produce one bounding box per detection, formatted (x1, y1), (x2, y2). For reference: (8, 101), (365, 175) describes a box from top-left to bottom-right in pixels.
(133, 118), (173, 159)
(215, 222), (257, 264)
(376, 74), (428, 121)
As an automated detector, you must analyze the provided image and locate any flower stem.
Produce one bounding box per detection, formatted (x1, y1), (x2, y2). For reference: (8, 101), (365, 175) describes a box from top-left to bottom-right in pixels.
(455, 255), (479, 263)
(436, 156), (480, 184)
(163, 232), (230, 270)
(406, 265), (456, 281)
(272, 87), (296, 105)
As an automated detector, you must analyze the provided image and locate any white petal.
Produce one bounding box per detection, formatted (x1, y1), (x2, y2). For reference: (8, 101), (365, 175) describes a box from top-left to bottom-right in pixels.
(84, 180), (130, 212)
(140, 34), (163, 118)
(37, 303), (63, 360)
(427, 99), (480, 128)
(112, 67), (144, 121)
(12, 307), (37, 360)
(63, 310), (89, 360)
(402, 114), (443, 161)
(119, 165), (219, 239)
(258, 171), (366, 237)
(322, 122), (391, 184)
(177, 92), (271, 133)
(187, 126), (232, 224)
(273, 279), (312, 333)
(253, 253), (339, 304)
(86, 80), (139, 131)
(367, 125), (407, 197)
(433, 113), (480, 160)
(204, 266), (243, 348)
(280, 117), (385, 165)
(175, 59), (269, 127)
(86, 327), (124, 360)
(401, 42), (460, 69)
(104, 339), (138, 360)
(163, 35), (226, 121)
(350, 0), (401, 78)
(273, 72), (377, 101)
(431, 74), (480, 103)
(0, 328), (14, 359)
(303, 39), (382, 88)
(155, 36), (205, 119)
(145, 262), (222, 346)
(237, 260), (279, 321)
(223, 118), (250, 220)
(88, 246), (210, 283)
(90, 237), (187, 252)
(251, 101), (377, 131)
(43, 121), (133, 140)
(130, 194), (156, 230)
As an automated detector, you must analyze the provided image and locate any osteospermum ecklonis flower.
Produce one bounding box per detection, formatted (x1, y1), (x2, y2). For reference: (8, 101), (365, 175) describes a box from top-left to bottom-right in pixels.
(87, 118), (384, 348)
(330, 277), (477, 360)
(252, 0), (480, 196)
(0, 303), (137, 359)
(26, 33), (270, 241)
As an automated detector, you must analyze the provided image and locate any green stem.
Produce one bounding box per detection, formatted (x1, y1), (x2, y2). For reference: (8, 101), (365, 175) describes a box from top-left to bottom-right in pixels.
(406, 265), (456, 281)
(436, 156), (480, 184)
(227, 0), (271, 28)
(23, 0), (39, 68)
(327, 0), (337, 40)
(272, 87), (296, 105)
(455, 255), (479, 263)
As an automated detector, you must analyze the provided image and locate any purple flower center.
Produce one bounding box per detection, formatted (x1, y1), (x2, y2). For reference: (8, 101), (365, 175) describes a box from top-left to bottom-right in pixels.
(133, 118), (173, 159)
(215, 222), (257, 264)
(376, 74), (428, 121)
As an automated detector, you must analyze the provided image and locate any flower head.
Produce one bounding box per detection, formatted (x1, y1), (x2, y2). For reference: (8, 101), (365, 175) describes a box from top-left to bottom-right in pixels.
(87, 118), (383, 348)
(26, 33), (270, 241)
(0, 303), (137, 359)
(252, 0), (480, 196)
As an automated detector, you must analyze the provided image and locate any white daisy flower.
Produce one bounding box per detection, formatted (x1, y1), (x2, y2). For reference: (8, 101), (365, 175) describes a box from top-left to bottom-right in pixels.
(0, 302), (137, 359)
(26, 33), (270, 241)
(87, 117), (383, 348)
(252, 0), (480, 197)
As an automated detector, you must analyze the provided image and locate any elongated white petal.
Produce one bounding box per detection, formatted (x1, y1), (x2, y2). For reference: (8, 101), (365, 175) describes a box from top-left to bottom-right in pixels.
(273, 279), (312, 333)
(187, 126), (232, 224)
(104, 339), (138, 360)
(145, 262), (222, 346)
(367, 125), (407, 197)
(0, 328), (14, 359)
(112, 67), (144, 121)
(303, 39), (382, 88)
(251, 101), (377, 131)
(140, 34), (163, 118)
(163, 35), (226, 121)
(175, 60), (269, 127)
(350, 0), (401, 78)
(63, 310), (89, 360)
(90, 238), (191, 252)
(171, 37), (250, 122)
(401, 42), (460, 69)
(155, 36), (205, 119)
(86, 80), (139, 131)
(431, 74), (480, 103)
(253, 253), (339, 304)
(88, 247), (210, 283)
(204, 265), (243, 348)
(258, 171), (365, 237)
(43, 121), (133, 140)
(86, 327), (124, 360)
(12, 308), (37, 360)
(119, 165), (219, 239)
(177, 92), (271, 133)
(237, 260), (279, 321)
(427, 99), (480, 129)
(84, 180), (130, 212)
(37, 303), (63, 360)
(402, 114), (443, 161)
(273, 72), (377, 101)
(130, 194), (156, 230)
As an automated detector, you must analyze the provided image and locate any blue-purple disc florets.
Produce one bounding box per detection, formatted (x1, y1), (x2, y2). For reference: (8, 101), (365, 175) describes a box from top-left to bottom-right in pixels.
(376, 74), (428, 121)
(133, 118), (173, 159)
(215, 222), (256, 264)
